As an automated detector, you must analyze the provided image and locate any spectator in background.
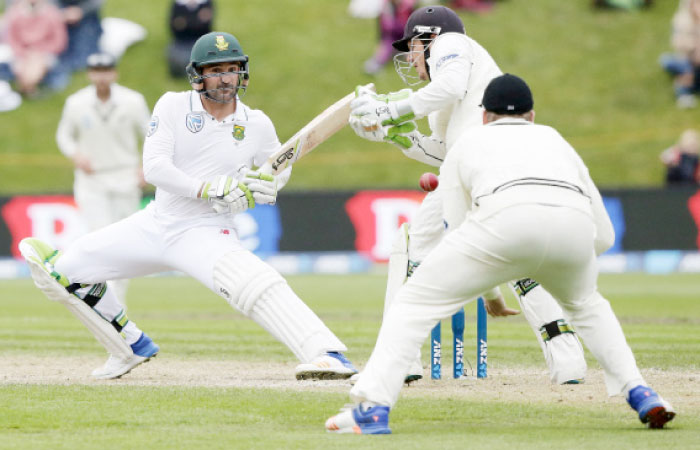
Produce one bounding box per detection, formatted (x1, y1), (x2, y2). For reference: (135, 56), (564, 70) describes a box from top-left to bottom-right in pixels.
(660, 129), (700, 185)
(57, 0), (104, 71)
(660, 0), (700, 109)
(167, 0), (213, 78)
(364, 0), (417, 75)
(4, 0), (67, 97)
(56, 52), (150, 301)
(451, 0), (494, 13)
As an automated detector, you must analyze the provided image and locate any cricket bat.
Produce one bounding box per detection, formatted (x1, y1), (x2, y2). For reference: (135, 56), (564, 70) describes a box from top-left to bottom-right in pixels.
(258, 83), (375, 175)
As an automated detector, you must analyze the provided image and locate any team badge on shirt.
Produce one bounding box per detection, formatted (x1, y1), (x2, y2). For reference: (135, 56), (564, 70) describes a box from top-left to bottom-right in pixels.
(147, 116), (159, 137)
(186, 112), (204, 133)
(233, 125), (245, 141)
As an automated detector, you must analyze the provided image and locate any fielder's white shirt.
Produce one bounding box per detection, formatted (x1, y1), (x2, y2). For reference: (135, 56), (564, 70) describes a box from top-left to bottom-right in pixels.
(409, 33), (502, 149)
(439, 118), (614, 255)
(142, 91), (280, 233)
(56, 83), (150, 193)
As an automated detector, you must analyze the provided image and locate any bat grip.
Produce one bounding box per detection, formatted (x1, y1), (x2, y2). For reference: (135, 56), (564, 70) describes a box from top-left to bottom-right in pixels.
(258, 161), (273, 175)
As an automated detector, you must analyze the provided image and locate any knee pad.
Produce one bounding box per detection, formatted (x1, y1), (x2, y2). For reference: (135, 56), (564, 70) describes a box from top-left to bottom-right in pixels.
(213, 251), (286, 315)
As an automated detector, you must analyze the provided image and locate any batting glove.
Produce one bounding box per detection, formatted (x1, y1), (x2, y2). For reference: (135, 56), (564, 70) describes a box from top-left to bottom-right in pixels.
(384, 120), (419, 150)
(200, 175), (255, 214)
(240, 169), (278, 205)
(348, 114), (387, 142)
(350, 87), (415, 127)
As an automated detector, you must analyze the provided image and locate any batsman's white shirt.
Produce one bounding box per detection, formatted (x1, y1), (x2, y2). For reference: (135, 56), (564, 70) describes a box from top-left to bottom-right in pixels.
(143, 91), (280, 240)
(351, 118), (643, 407)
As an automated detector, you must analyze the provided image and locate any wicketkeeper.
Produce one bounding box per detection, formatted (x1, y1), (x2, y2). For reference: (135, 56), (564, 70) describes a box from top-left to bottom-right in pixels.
(20, 31), (357, 381)
(348, 5), (586, 384)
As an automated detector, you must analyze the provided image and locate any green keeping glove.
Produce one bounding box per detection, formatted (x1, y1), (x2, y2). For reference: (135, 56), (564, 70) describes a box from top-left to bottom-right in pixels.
(351, 87), (415, 128)
(384, 120), (418, 149)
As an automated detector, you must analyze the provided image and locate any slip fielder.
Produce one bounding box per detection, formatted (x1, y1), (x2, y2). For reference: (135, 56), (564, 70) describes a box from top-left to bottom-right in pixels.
(349, 5), (586, 384)
(20, 31), (357, 381)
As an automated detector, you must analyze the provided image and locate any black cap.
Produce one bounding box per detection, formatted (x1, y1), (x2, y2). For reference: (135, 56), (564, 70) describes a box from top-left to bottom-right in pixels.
(86, 53), (117, 70)
(392, 6), (465, 52)
(481, 74), (534, 115)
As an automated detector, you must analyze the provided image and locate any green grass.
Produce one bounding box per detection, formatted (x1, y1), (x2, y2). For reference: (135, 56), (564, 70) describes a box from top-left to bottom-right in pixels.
(1, 0), (698, 194)
(0, 273), (699, 448)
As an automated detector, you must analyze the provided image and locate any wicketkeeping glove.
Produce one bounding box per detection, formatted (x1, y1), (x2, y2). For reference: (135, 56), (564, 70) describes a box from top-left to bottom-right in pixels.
(350, 87), (415, 127)
(384, 120), (419, 150)
(199, 175), (255, 214)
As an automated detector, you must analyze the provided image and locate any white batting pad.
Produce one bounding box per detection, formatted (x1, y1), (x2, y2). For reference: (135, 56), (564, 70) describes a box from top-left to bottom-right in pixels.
(213, 251), (346, 362)
(22, 254), (132, 359)
(510, 282), (587, 384)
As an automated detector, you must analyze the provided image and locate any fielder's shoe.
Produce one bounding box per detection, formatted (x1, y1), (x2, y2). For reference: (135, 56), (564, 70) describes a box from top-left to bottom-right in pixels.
(92, 333), (159, 379)
(295, 351), (358, 380)
(627, 385), (676, 429)
(325, 403), (391, 434)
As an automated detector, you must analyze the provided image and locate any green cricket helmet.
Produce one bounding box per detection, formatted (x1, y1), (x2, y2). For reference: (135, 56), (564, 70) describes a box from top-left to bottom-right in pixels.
(186, 32), (250, 100)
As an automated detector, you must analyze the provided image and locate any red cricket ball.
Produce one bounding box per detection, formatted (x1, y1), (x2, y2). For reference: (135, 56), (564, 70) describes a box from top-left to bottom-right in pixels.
(419, 172), (439, 192)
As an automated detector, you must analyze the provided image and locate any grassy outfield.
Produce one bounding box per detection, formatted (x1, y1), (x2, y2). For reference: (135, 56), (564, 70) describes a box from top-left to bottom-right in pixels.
(1, 273), (699, 448)
(1, 0), (698, 194)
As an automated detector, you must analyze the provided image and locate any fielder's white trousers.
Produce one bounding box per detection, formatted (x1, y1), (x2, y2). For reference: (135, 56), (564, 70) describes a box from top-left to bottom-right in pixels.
(352, 197), (643, 407)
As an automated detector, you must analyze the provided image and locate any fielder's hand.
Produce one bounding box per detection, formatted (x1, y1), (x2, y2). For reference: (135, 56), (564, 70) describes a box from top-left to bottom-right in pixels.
(240, 168), (278, 205)
(350, 87), (415, 127)
(199, 175), (255, 214)
(484, 294), (520, 317)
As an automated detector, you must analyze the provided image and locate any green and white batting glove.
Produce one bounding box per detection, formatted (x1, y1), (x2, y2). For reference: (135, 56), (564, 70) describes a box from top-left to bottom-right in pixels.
(348, 114), (388, 142)
(240, 169), (278, 205)
(199, 175), (255, 214)
(350, 87), (415, 127)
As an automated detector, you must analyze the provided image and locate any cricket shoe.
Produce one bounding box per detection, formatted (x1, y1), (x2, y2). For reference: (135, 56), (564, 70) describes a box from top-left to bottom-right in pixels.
(325, 403), (391, 434)
(627, 385), (676, 429)
(92, 333), (159, 379)
(295, 351), (358, 380)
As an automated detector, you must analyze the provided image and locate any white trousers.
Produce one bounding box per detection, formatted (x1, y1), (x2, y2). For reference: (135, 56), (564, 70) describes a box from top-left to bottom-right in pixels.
(352, 201), (643, 407)
(74, 185), (141, 301)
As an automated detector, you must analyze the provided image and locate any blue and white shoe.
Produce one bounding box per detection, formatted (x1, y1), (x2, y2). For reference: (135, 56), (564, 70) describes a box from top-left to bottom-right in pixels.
(131, 332), (160, 358)
(627, 385), (676, 429)
(91, 333), (159, 380)
(295, 351), (358, 380)
(325, 403), (391, 434)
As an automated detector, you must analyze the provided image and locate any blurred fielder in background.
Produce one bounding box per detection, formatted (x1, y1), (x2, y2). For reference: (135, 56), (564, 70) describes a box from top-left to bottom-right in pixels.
(56, 52), (150, 302)
(349, 5), (587, 384)
(327, 74), (676, 434)
(20, 32), (357, 382)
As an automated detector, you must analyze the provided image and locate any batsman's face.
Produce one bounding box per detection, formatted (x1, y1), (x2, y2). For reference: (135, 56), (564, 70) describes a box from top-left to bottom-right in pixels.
(408, 38), (429, 81)
(201, 62), (242, 102)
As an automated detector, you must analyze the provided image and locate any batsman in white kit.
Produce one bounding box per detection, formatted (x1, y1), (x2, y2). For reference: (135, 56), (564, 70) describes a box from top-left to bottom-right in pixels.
(348, 5), (586, 384)
(19, 31), (357, 381)
(326, 74), (675, 434)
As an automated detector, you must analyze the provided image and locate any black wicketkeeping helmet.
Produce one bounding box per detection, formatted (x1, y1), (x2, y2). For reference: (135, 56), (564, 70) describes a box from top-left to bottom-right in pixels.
(392, 5), (466, 52)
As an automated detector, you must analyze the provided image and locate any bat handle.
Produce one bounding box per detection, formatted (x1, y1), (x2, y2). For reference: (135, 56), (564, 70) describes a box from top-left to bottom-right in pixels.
(258, 161), (273, 175)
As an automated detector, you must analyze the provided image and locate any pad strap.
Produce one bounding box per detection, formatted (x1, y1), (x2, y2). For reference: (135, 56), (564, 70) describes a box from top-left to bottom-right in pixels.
(513, 278), (540, 296)
(540, 319), (575, 342)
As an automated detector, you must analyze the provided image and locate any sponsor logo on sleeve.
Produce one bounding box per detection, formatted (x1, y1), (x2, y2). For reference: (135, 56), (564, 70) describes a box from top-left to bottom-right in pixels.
(147, 116), (159, 136)
(436, 53), (459, 70)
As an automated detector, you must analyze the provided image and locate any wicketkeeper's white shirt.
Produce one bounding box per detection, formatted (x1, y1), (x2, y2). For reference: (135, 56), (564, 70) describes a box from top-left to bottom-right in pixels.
(408, 32), (503, 149)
